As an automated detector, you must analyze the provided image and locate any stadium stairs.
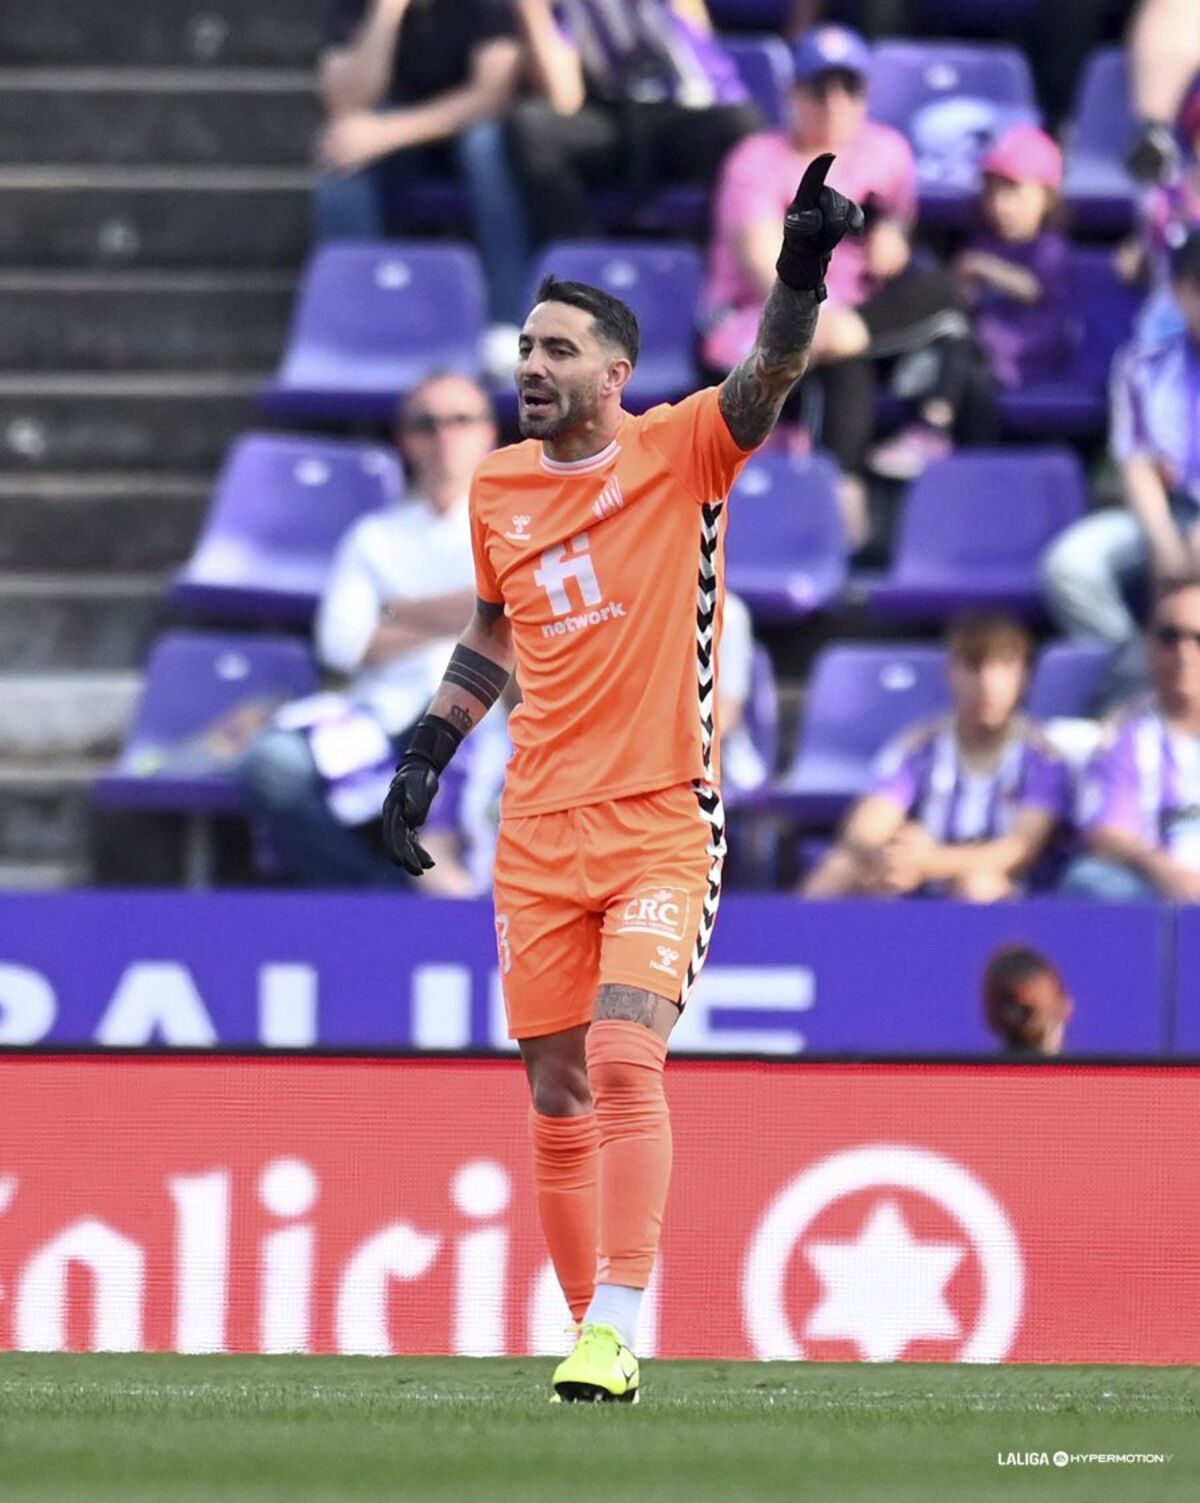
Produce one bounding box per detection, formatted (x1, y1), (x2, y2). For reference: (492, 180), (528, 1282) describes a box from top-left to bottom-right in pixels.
(0, 0), (323, 884)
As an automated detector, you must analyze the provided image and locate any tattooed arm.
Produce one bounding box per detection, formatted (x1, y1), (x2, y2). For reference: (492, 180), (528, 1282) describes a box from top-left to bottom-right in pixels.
(719, 152), (863, 451)
(718, 283), (821, 451)
(423, 596), (515, 738)
(381, 597), (514, 875)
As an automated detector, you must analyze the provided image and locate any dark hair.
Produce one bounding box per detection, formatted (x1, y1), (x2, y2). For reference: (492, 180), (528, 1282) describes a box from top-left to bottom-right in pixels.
(534, 276), (640, 366)
(1170, 227), (1200, 285)
(1151, 573), (1200, 617)
(982, 944), (1065, 1041)
(944, 610), (1034, 668)
(399, 368), (493, 421)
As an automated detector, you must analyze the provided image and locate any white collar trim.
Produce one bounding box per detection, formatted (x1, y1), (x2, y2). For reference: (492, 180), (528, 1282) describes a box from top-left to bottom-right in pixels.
(539, 436), (621, 474)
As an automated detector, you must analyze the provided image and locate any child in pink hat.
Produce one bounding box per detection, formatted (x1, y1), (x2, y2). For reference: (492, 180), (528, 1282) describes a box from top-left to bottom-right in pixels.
(951, 124), (1072, 391)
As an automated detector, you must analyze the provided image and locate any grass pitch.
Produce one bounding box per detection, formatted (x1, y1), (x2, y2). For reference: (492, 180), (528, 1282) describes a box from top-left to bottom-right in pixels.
(0, 1355), (1194, 1503)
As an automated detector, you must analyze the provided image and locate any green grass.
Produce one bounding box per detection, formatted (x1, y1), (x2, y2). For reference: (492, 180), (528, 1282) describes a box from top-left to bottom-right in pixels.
(0, 1355), (1195, 1503)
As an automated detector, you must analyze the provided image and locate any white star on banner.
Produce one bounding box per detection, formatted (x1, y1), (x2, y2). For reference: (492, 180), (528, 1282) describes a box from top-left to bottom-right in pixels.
(804, 1198), (966, 1361)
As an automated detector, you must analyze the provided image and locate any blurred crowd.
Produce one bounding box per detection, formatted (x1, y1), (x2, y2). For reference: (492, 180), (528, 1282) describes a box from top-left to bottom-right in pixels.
(122, 0), (1200, 928)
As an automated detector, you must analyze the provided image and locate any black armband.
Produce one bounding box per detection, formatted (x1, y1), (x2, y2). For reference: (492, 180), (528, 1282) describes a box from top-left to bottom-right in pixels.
(443, 643), (510, 709)
(404, 714), (464, 775)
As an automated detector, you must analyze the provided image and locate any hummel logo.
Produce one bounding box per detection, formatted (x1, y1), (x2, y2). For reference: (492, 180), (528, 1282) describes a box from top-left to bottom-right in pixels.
(650, 945), (680, 976)
(593, 475), (625, 520)
(504, 513), (533, 542)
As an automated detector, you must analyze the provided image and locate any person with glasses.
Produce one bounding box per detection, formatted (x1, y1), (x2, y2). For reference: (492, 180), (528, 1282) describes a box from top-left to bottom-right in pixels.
(1062, 576), (1200, 902)
(238, 371), (498, 887)
(1044, 229), (1200, 707)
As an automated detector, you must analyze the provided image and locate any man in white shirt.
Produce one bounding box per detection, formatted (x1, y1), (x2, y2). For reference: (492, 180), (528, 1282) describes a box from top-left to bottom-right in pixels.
(240, 370), (498, 885)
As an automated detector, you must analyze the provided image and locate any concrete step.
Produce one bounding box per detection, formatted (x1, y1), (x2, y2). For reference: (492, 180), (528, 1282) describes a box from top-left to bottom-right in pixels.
(0, 673), (140, 759)
(0, 0), (325, 69)
(0, 168), (311, 268)
(0, 762), (100, 864)
(0, 472), (210, 570)
(0, 270), (295, 373)
(0, 373), (260, 471)
(0, 573), (165, 670)
(0, 70), (320, 167)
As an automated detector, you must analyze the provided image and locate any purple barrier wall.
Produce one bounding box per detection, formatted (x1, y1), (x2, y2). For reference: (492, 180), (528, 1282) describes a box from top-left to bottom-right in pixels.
(1171, 909), (1200, 1053)
(0, 895), (1169, 1055)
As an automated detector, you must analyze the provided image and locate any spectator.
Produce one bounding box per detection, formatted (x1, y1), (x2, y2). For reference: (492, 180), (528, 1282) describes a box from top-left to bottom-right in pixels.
(1042, 228), (1200, 704)
(508, 0), (761, 244)
(1127, 0), (1200, 182)
(982, 944), (1073, 1056)
(802, 612), (1071, 902)
(702, 26), (976, 532)
(239, 371), (497, 886)
(316, 0), (531, 338)
(952, 126), (1071, 397)
(1061, 575), (1200, 901)
(1117, 73), (1200, 348)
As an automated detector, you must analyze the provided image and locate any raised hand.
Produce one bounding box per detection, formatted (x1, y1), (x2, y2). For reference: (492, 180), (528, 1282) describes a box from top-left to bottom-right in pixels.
(775, 152), (866, 299)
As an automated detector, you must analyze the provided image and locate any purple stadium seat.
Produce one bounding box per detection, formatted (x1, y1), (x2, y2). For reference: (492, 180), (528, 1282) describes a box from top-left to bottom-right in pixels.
(94, 632), (318, 816)
(529, 241), (703, 407)
(869, 448), (1087, 620)
(260, 243), (486, 423)
(1026, 640), (1114, 720)
(744, 641), (780, 776)
(1063, 48), (1137, 235)
(998, 247), (1141, 437)
(723, 34), (794, 131)
(769, 643), (949, 822)
(172, 434), (401, 625)
(869, 41), (1039, 225)
(724, 452), (847, 621)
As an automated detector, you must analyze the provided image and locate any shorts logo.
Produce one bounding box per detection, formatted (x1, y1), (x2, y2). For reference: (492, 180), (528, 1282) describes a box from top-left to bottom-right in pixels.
(495, 914), (512, 975)
(617, 887), (690, 943)
(650, 945), (680, 976)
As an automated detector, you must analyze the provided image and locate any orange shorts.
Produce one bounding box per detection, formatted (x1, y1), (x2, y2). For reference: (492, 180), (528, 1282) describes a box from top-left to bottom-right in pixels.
(492, 780), (726, 1039)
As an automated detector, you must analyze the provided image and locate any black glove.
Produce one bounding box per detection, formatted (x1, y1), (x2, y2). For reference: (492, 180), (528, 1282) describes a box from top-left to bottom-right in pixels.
(1126, 121), (1179, 185)
(775, 152), (866, 301)
(381, 715), (463, 875)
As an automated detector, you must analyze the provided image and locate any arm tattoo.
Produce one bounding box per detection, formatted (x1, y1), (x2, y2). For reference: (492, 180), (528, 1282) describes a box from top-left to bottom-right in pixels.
(447, 704), (474, 734)
(718, 282), (821, 450)
(595, 983), (672, 1028)
(444, 643), (510, 711)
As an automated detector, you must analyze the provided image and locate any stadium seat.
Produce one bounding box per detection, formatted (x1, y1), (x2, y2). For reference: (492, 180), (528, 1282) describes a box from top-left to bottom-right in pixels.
(1063, 47), (1137, 235)
(767, 643), (949, 822)
(172, 434), (401, 625)
(528, 241), (703, 408)
(997, 247), (1141, 437)
(723, 34), (794, 131)
(260, 243), (487, 423)
(868, 41), (1039, 224)
(745, 640), (781, 778)
(94, 632), (318, 818)
(868, 448), (1087, 621)
(1026, 640), (1114, 720)
(724, 452), (847, 621)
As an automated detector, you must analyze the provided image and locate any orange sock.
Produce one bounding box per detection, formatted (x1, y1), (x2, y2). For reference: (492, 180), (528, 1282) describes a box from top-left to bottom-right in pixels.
(528, 1108), (599, 1323)
(585, 1019), (671, 1289)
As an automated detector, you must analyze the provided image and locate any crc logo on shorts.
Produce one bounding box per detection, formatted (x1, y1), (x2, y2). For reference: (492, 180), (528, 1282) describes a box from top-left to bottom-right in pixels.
(617, 887), (690, 943)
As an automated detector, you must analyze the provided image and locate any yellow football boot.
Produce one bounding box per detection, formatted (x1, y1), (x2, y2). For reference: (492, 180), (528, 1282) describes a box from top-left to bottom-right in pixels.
(552, 1322), (640, 1404)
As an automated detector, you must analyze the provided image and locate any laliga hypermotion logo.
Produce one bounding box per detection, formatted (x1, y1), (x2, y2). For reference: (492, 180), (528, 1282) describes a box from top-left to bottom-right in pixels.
(742, 1145), (1024, 1362)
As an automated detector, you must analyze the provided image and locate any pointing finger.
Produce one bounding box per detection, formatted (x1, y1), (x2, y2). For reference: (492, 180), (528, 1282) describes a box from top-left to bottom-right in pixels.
(795, 152), (835, 208)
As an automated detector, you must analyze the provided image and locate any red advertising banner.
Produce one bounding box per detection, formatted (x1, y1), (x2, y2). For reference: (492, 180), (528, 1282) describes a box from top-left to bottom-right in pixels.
(0, 1058), (1196, 1363)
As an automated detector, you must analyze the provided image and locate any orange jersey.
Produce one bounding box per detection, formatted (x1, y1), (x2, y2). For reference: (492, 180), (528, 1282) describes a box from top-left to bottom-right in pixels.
(470, 385), (754, 816)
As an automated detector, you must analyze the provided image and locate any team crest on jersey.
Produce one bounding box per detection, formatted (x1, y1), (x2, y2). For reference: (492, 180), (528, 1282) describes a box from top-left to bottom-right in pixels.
(617, 887), (690, 942)
(504, 514), (533, 543)
(593, 475), (625, 520)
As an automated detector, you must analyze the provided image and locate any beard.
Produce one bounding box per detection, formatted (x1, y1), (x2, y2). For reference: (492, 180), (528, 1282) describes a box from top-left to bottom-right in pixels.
(517, 380), (599, 440)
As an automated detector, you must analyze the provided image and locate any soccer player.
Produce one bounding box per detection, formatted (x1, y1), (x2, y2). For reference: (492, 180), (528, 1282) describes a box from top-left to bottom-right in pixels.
(381, 155), (862, 1402)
